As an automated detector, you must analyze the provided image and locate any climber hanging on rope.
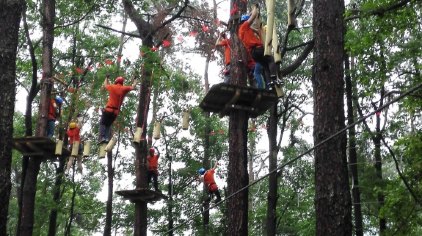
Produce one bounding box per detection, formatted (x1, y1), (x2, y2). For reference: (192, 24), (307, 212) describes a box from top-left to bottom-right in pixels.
(99, 74), (135, 144)
(238, 3), (281, 89)
(215, 32), (231, 83)
(47, 95), (63, 138)
(147, 146), (160, 192)
(66, 117), (83, 174)
(198, 162), (222, 205)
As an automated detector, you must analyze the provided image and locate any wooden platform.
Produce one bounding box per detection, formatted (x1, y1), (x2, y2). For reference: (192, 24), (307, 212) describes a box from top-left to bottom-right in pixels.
(115, 188), (168, 203)
(199, 83), (278, 118)
(13, 137), (70, 158)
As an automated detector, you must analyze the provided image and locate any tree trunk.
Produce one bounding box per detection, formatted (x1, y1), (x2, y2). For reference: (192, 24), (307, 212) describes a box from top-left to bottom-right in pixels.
(0, 1), (24, 234)
(226, 1), (249, 234)
(65, 174), (77, 236)
(167, 151), (174, 236)
(104, 150), (114, 236)
(374, 86), (386, 235)
(47, 158), (66, 236)
(266, 104), (278, 236)
(19, 0), (55, 235)
(345, 55), (363, 236)
(313, 0), (352, 235)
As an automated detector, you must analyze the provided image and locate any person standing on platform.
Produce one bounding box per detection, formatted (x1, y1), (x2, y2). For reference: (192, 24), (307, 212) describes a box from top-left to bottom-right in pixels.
(215, 32), (231, 83)
(66, 121), (83, 174)
(147, 147), (160, 192)
(99, 75), (135, 143)
(198, 162), (222, 204)
(238, 3), (280, 89)
(46, 95), (63, 138)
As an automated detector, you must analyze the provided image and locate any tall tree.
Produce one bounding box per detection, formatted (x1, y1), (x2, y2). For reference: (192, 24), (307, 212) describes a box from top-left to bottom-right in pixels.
(0, 0), (25, 234)
(226, 0), (249, 235)
(312, 0), (352, 235)
(19, 0), (55, 234)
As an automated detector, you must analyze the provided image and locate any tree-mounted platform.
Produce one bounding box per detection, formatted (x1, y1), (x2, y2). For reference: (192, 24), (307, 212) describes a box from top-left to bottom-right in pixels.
(13, 137), (70, 158)
(115, 188), (168, 203)
(199, 83), (278, 118)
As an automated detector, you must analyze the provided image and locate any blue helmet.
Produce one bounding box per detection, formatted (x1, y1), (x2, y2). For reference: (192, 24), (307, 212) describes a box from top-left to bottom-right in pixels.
(55, 96), (63, 105)
(198, 168), (206, 175)
(240, 14), (250, 22)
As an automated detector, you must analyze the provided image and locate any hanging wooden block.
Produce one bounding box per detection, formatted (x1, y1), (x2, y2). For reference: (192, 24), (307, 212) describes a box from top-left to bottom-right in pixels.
(105, 137), (117, 152)
(55, 140), (63, 155)
(71, 141), (80, 156)
(99, 144), (106, 158)
(272, 19), (282, 63)
(288, 0), (297, 28)
(182, 111), (190, 130)
(133, 127), (143, 143)
(153, 122), (161, 140)
(275, 84), (284, 97)
(264, 0), (275, 56)
(83, 141), (91, 157)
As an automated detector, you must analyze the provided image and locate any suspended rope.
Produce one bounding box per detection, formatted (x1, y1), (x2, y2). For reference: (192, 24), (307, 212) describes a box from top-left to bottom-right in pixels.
(165, 82), (422, 234)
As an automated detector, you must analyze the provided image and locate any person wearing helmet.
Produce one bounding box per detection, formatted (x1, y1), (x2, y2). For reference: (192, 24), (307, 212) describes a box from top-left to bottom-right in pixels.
(99, 74), (136, 143)
(238, 3), (279, 89)
(66, 120), (83, 174)
(215, 32), (231, 83)
(46, 95), (63, 138)
(147, 147), (160, 192)
(198, 162), (222, 204)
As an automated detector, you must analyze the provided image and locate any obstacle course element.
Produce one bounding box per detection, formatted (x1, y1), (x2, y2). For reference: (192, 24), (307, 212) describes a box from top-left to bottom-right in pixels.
(199, 83), (278, 118)
(13, 137), (70, 158)
(153, 121), (161, 140)
(116, 188), (168, 203)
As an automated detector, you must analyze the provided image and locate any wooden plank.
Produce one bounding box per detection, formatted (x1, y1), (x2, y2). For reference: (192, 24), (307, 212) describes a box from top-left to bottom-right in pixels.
(116, 189), (168, 203)
(12, 136), (68, 158)
(199, 83), (278, 118)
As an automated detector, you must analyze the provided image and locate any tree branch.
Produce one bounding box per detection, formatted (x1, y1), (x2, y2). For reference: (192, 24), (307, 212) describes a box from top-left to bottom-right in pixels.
(280, 40), (314, 77)
(95, 24), (141, 38)
(149, 0), (190, 37)
(345, 0), (413, 21)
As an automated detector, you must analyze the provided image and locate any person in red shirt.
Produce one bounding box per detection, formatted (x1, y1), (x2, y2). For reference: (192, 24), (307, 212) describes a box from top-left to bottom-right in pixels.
(66, 121), (83, 174)
(238, 4), (279, 88)
(198, 162), (222, 204)
(99, 75), (135, 143)
(147, 147), (160, 192)
(215, 32), (231, 83)
(46, 96), (63, 138)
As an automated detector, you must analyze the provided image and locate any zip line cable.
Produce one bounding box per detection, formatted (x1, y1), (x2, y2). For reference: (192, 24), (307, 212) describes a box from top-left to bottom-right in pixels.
(165, 82), (422, 234)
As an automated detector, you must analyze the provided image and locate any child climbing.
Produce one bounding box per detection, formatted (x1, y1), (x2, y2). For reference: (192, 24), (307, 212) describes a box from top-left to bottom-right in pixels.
(147, 147), (160, 192)
(66, 120), (83, 174)
(215, 32), (231, 83)
(238, 3), (280, 89)
(47, 95), (63, 138)
(198, 162), (222, 204)
(99, 75), (135, 143)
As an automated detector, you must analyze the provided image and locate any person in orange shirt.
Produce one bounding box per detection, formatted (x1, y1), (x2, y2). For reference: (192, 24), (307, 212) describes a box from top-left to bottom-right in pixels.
(99, 75), (135, 143)
(66, 121), (83, 174)
(238, 4), (279, 88)
(215, 32), (231, 83)
(46, 96), (63, 138)
(147, 147), (160, 192)
(198, 162), (222, 204)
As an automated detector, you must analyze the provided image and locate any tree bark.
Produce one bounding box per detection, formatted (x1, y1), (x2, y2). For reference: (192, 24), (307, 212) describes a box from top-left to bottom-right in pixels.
(266, 104), (278, 236)
(313, 0), (352, 235)
(104, 150), (114, 236)
(0, 0), (24, 234)
(226, 1), (249, 235)
(19, 0), (55, 235)
(345, 55), (363, 236)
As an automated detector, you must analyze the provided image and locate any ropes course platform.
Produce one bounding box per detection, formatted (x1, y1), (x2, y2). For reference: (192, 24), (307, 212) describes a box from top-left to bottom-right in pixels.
(115, 188), (168, 203)
(199, 83), (278, 118)
(13, 137), (70, 158)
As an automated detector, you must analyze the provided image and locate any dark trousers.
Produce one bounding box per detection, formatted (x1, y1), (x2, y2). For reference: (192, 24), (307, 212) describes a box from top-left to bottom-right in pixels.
(251, 46), (278, 83)
(206, 189), (222, 203)
(147, 170), (159, 191)
(99, 111), (117, 142)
